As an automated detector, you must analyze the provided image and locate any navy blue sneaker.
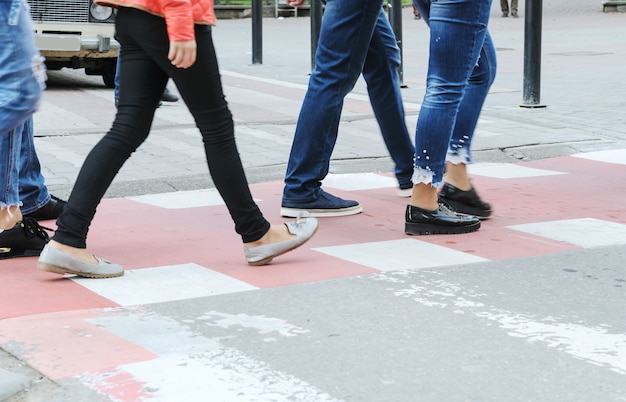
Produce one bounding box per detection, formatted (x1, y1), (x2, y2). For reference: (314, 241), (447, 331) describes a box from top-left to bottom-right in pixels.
(281, 189), (362, 217)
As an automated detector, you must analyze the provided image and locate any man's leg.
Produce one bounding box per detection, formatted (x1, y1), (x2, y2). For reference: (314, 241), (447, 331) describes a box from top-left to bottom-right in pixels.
(0, 121), (50, 259)
(510, 0), (519, 16)
(0, 124), (23, 230)
(0, 0), (44, 229)
(17, 117), (66, 220)
(17, 117), (50, 216)
(281, 0), (383, 217)
(500, 0), (509, 16)
(363, 9), (415, 196)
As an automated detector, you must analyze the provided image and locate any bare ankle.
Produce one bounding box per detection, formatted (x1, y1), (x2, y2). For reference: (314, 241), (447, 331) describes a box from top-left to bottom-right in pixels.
(409, 183), (439, 210)
(0, 205), (22, 230)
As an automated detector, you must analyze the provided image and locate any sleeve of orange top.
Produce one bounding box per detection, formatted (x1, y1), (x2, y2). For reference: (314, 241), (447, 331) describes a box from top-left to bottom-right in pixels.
(159, 0), (195, 42)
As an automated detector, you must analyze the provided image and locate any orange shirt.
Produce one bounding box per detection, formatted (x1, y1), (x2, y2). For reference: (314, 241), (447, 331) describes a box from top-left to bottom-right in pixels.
(95, 0), (216, 41)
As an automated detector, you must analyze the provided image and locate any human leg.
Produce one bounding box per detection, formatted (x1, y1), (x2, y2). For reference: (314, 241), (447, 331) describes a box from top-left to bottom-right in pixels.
(500, 0), (509, 16)
(40, 8), (316, 274)
(445, 30), (496, 186)
(406, 0), (492, 235)
(363, 9), (415, 194)
(0, 0), (45, 228)
(0, 0), (45, 133)
(16, 116), (66, 220)
(510, 0), (518, 16)
(113, 53), (120, 105)
(281, 0), (383, 216)
(0, 123), (24, 229)
(39, 9), (166, 276)
(133, 10), (316, 261)
(0, 120), (50, 259)
(439, 31), (496, 218)
(16, 117), (50, 215)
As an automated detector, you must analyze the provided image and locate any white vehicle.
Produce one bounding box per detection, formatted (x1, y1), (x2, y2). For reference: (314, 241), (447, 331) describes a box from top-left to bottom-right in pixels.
(28, 0), (119, 88)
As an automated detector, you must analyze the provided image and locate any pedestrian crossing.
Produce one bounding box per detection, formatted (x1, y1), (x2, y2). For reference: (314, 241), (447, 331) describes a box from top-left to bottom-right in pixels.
(1, 149), (626, 399)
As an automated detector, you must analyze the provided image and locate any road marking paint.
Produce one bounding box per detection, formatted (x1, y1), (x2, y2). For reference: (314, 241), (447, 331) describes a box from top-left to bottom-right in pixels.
(376, 273), (626, 376)
(509, 218), (626, 248)
(72, 264), (258, 306)
(314, 239), (488, 271)
(469, 162), (567, 178)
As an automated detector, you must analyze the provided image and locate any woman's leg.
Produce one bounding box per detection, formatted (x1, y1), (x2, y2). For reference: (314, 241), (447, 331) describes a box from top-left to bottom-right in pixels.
(52, 10), (166, 252)
(404, 0), (491, 235)
(116, 9), (271, 243)
(411, 0), (492, 205)
(445, 30), (497, 190)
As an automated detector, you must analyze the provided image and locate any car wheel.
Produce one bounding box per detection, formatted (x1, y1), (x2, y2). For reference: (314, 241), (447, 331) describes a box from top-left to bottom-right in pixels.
(102, 58), (117, 88)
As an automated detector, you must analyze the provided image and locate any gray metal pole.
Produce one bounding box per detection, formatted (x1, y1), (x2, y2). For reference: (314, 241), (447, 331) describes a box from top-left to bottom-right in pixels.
(521, 0), (546, 107)
(388, 0), (404, 86)
(252, 0), (263, 64)
(310, 0), (323, 71)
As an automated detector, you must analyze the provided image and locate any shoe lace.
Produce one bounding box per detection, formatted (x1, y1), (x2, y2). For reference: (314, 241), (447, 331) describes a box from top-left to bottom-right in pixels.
(20, 217), (52, 241)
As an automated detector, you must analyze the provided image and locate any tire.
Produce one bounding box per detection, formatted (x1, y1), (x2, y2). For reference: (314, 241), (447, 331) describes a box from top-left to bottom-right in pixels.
(102, 58), (117, 88)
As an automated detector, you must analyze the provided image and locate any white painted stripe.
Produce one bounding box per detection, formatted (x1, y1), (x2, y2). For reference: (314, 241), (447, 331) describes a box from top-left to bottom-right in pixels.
(224, 85), (304, 118)
(82, 88), (117, 102)
(79, 309), (339, 401)
(126, 188), (225, 208)
(235, 124), (295, 146)
(32, 138), (89, 169)
(321, 173), (398, 191)
(572, 149), (626, 165)
(127, 189), (263, 209)
(72, 263), (257, 306)
(144, 128), (205, 159)
(221, 69), (422, 110)
(34, 100), (101, 133)
(468, 162), (567, 179)
(509, 218), (626, 248)
(314, 239), (488, 271)
(381, 274), (626, 375)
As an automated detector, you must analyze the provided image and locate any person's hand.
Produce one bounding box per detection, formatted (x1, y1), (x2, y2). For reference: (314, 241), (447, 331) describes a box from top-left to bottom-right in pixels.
(286, 0), (306, 6)
(168, 40), (197, 69)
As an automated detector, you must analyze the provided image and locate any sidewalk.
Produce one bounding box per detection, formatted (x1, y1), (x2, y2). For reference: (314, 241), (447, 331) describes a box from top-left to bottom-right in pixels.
(2, 5), (626, 401)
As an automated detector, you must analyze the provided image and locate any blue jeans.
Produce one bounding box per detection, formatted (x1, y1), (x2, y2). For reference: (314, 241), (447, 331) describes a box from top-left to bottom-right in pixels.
(282, 0), (415, 204)
(0, 117), (50, 213)
(412, 0), (496, 187)
(0, 0), (46, 208)
(114, 53), (121, 103)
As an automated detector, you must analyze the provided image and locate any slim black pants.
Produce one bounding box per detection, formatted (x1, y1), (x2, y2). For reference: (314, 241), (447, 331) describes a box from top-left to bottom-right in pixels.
(53, 7), (270, 247)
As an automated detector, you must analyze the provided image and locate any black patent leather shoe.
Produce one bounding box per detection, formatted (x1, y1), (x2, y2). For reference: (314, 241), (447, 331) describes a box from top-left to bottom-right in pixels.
(24, 195), (66, 221)
(405, 203), (481, 235)
(438, 183), (492, 219)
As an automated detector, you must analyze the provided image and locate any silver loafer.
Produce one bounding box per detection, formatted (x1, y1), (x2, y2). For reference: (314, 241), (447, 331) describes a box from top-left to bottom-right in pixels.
(38, 244), (124, 278)
(244, 216), (319, 266)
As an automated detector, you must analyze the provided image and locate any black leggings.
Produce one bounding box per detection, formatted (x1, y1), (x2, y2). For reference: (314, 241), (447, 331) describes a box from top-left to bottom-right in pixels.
(53, 7), (270, 247)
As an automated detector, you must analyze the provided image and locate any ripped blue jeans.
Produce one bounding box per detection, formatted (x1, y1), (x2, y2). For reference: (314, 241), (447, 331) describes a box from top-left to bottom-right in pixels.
(0, 0), (46, 210)
(412, 0), (496, 187)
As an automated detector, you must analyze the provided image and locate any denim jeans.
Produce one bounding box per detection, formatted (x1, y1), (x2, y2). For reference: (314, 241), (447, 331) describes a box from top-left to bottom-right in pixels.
(53, 7), (270, 248)
(282, 0), (415, 203)
(114, 54), (120, 103)
(1, 0), (46, 208)
(412, 0), (496, 187)
(0, 117), (51, 213)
